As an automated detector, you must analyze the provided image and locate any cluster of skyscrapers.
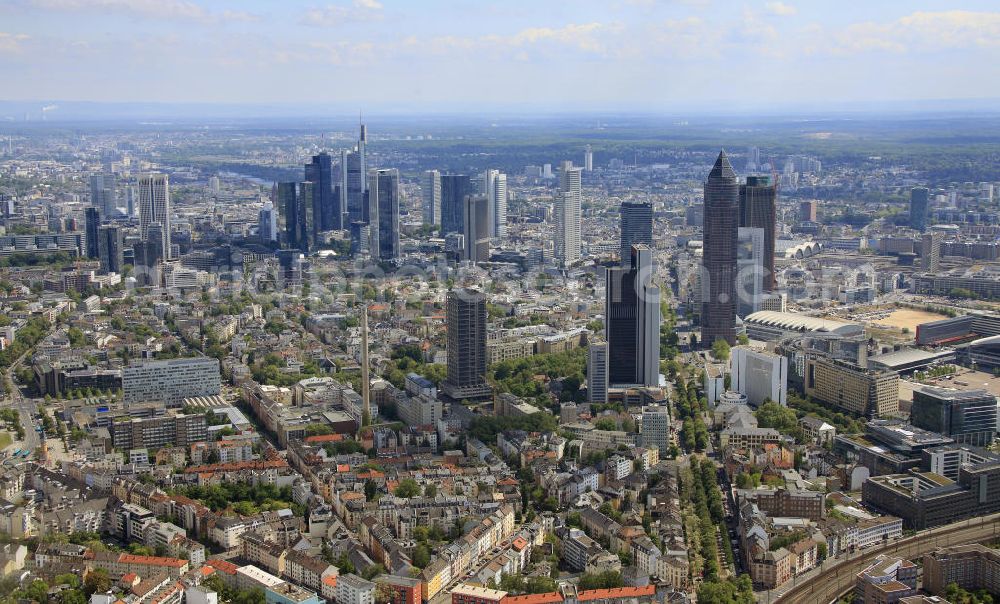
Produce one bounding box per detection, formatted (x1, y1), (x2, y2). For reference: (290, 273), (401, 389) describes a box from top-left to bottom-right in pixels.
(701, 151), (779, 346)
(271, 133), (611, 271)
(83, 170), (171, 285)
(276, 124), (514, 265)
(275, 124), (403, 261)
(437, 163), (661, 403)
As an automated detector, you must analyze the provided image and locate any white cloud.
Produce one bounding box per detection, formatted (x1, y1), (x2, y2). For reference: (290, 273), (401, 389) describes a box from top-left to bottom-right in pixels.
(765, 2), (796, 16)
(646, 17), (717, 58)
(499, 22), (613, 54)
(817, 10), (1000, 55)
(22, 0), (257, 23)
(300, 0), (384, 27)
(398, 23), (619, 60)
(0, 32), (29, 52)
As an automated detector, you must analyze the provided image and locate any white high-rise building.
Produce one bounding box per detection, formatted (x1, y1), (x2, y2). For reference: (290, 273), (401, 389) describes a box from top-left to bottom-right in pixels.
(736, 226), (765, 318)
(642, 405), (670, 456)
(258, 198), (278, 243)
(90, 173), (117, 216)
(980, 182), (994, 204)
(730, 346), (788, 407)
(746, 146), (760, 173)
(137, 173), (171, 259)
(123, 357), (221, 407)
(483, 169), (507, 238)
(587, 341), (608, 404)
(556, 160), (582, 266)
(422, 169), (441, 227)
(584, 145), (593, 171)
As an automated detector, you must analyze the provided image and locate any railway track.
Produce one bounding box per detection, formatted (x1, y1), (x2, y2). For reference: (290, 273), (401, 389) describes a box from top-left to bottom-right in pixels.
(774, 513), (1000, 604)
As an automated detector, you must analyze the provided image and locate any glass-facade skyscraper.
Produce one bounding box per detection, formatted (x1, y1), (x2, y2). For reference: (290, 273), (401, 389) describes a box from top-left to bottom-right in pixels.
(739, 175), (777, 291)
(279, 181), (313, 252)
(910, 187), (929, 232)
(84, 206), (100, 259)
(702, 151), (739, 347)
(137, 173), (171, 259)
(441, 174), (471, 236)
(305, 152), (340, 232)
(369, 168), (400, 261)
(620, 200), (653, 263)
(605, 244), (660, 387)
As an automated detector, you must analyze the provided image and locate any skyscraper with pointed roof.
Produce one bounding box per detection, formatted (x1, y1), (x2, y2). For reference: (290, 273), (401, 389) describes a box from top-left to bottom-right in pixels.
(343, 123), (368, 225)
(702, 151), (739, 346)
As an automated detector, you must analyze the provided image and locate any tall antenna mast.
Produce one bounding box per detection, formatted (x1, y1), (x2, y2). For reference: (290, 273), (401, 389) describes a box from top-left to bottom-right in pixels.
(360, 304), (370, 431)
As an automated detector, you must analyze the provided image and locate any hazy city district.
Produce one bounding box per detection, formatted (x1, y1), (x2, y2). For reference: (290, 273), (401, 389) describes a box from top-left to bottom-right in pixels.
(0, 113), (999, 604)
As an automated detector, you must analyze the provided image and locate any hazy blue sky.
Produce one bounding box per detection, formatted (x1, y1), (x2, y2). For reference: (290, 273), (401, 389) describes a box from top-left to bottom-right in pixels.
(2, 0), (999, 111)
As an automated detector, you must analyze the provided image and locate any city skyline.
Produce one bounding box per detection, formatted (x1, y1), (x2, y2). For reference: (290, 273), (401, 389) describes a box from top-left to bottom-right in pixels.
(2, 2), (1000, 601)
(1, 1), (1000, 113)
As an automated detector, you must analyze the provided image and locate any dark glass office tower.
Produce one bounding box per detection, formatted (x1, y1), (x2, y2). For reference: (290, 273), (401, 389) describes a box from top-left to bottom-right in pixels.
(606, 245), (660, 387)
(98, 225), (123, 274)
(370, 169), (400, 261)
(911, 385), (998, 447)
(441, 288), (491, 401)
(910, 187), (929, 232)
(305, 152), (340, 231)
(440, 174), (471, 236)
(702, 150), (739, 347)
(84, 206), (100, 259)
(278, 182), (312, 252)
(620, 201), (653, 262)
(278, 182), (298, 249)
(739, 175), (778, 291)
(299, 182), (314, 252)
(344, 150), (366, 225)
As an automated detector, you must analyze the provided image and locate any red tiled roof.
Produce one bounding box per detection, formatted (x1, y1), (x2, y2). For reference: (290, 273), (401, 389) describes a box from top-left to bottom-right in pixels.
(504, 593), (563, 604)
(184, 459), (288, 474)
(577, 586), (655, 602)
(118, 554), (187, 568)
(322, 576), (338, 588)
(305, 434), (346, 444)
(206, 559), (239, 575)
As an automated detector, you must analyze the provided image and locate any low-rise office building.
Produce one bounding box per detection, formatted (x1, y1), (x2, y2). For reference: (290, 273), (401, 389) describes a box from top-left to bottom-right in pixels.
(854, 556), (917, 604)
(862, 457), (1000, 529)
(923, 544), (1000, 597)
(804, 356), (899, 418)
(123, 357), (221, 407)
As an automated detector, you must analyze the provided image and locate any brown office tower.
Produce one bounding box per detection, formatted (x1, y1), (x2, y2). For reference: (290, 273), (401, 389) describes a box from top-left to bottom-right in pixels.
(740, 175), (777, 291)
(702, 151), (739, 347)
(799, 200), (817, 222)
(441, 288), (492, 402)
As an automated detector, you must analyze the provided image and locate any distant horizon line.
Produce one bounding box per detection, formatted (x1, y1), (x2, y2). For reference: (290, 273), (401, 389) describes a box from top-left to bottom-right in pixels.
(2, 97), (1000, 121)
